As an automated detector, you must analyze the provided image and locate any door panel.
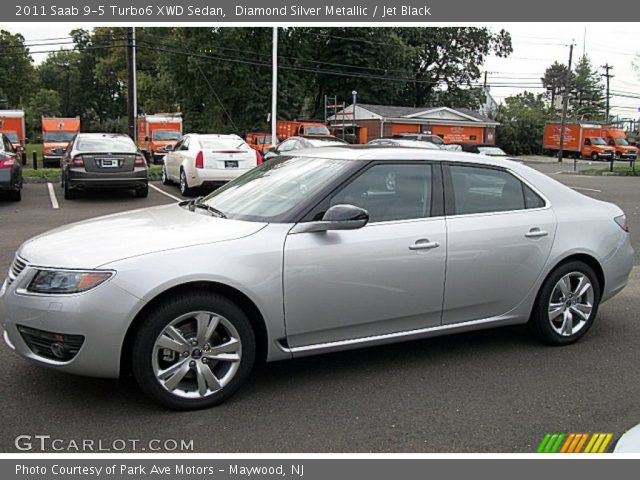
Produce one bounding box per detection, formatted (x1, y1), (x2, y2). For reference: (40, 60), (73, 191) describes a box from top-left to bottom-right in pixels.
(283, 219), (447, 347)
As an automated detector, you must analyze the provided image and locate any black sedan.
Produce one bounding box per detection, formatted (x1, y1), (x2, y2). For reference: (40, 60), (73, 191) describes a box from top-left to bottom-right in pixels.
(0, 133), (22, 201)
(61, 133), (148, 200)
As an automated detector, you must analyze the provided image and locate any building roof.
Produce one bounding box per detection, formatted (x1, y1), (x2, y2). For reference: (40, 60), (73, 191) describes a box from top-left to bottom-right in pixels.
(330, 103), (499, 126)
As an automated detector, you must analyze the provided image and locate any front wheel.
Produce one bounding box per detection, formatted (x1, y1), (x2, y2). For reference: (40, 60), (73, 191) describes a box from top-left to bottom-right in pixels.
(529, 261), (601, 345)
(591, 152), (599, 161)
(131, 292), (256, 410)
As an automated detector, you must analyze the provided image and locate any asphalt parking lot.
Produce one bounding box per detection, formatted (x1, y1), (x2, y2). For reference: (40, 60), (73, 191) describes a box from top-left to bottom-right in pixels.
(1, 165), (639, 453)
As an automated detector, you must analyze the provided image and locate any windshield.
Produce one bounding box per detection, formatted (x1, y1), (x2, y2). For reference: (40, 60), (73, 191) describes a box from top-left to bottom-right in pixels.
(4, 132), (19, 143)
(76, 136), (137, 153)
(304, 125), (330, 136)
(152, 130), (181, 141)
(307, 138), (347, 146)
(614, 138), (629, 146)
(255, 136), (272, 144)
(200, 138), (250, 150)
(201, 156), (350, 221)
(591, 137), (606, 145)
(477, 146), (507, 156)
(44, 131), (76, 143)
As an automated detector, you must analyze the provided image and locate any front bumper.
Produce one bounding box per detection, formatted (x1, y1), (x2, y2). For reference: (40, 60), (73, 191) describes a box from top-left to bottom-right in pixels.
(68, 168), (148, 190)
(0, 264), (143, 378)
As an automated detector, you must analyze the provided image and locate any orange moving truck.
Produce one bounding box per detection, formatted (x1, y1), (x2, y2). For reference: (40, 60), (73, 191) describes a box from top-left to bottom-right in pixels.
(602, 127), (638, 160)
(543, 122), (615, 160)
(42, 117), (80, 167)
(0, 110), (26, 150)
(276, 120), (332, 142)
(245, 133), (273, 154)
(137, 113), (182, 164)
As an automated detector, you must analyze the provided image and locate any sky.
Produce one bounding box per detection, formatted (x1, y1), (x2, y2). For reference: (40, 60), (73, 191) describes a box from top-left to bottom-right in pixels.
(3, 22), (639, 119)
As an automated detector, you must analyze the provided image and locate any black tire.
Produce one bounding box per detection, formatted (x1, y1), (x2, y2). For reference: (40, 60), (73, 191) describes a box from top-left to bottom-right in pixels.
(179, 169), (193, 196)
(136, 184), (149, 198)
(529, 261), (601, 346)
(63, 180), (77, 200)
(161, 165), (171, 185)
(8, 189), (21, 201)
(591, 152), (599, 161)
(131, 291), (256, 410)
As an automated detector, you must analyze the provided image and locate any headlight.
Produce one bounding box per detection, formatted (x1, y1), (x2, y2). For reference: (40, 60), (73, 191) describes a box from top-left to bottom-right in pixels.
(27, 270), (113, 294)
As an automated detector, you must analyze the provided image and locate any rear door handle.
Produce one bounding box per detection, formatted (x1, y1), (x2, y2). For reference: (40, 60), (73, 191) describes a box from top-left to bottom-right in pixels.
(409, 240), (440, 250)
(525, 228), (549, 238)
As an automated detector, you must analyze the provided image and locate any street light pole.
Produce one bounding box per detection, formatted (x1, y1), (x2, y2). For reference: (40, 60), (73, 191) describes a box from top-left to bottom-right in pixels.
(271, 27), (278, 145)
(126, 27), (137, 142)
(557, 42), (574, 163)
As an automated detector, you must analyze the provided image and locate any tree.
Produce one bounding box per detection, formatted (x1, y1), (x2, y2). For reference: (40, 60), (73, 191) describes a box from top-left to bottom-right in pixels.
(495, 92), (550, 155)
(25, 89), (62, 140)
(0, 30), (36, 108)
(541, 61), (571, 111)
(570, 55), (605, 121)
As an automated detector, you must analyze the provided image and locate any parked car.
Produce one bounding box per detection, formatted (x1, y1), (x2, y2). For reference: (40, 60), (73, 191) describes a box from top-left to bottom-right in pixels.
(368, 138), (441, 149)
(162, 134), (261, 196)
(0, 133), (22, 201)
(2, 146), (633, 410)
(452, 142), (508, 157)
(263, 136), (347, 160)
(61, 133), (148, 200)
(392, 133), (445, 145)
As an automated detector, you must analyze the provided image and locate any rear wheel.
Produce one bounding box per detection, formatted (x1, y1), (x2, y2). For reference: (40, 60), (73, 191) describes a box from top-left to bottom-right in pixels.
(131, 292), (256, 410)
(63, 180), (77, 200)
(179, 169), (194, 196)
(136, 184), (149, 198)
(8, 189), (21, 201)
(529, 261), (601, 345)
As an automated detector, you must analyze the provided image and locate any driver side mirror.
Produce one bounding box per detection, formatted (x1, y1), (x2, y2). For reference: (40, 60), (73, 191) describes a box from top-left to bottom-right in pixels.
(291, 204), (369, 233)
(164, 145), (173, 152)
(144, 136), (149, 142)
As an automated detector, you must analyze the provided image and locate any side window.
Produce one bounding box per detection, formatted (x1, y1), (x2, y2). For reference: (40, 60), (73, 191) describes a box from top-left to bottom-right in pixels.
(329, 163), (432, 223)
(3, 135), (14, 152)
(181, 137), (190, 150)
(585, 138), (591, 146)
(450, 165), (540, 215)
(173, 138), (184, 151)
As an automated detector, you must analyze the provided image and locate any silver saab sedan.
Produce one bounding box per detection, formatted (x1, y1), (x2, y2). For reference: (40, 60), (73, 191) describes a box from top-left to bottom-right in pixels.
(1, 146), (634, 410)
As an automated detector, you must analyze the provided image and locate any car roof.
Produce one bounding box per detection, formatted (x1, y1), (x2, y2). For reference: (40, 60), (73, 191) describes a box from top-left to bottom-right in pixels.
(76, 133), (130, 139)
(370, 139), (441, 149)
(189, 133), (242, 139)
(291, 145), (521, 167)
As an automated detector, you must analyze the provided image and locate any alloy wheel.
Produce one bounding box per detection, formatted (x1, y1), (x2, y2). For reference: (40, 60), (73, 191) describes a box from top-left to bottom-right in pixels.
(152, 311), (242, 399)
(547, 272), (594, 337)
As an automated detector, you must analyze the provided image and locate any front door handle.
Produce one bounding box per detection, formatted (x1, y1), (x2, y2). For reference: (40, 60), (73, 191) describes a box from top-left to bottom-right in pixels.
(525, 228), (549, 238)
(409, 239), (440, 250)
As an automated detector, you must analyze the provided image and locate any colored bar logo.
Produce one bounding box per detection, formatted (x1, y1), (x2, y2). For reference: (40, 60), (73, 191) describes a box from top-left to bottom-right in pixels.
(537, 433), (613, 453)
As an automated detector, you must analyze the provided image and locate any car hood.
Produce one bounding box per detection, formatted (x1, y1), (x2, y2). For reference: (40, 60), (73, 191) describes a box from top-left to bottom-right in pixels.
(18, 204), (267, 269)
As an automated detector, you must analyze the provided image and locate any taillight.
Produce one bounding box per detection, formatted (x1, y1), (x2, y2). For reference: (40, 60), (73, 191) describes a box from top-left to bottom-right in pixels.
(256, 150), (263, 165)
(614, 215), (629, 233)
(134, 154), (146, 167)
(70, 155), (85, 167)
(0, 154), (16, 168)
(195, 151), (204, 169)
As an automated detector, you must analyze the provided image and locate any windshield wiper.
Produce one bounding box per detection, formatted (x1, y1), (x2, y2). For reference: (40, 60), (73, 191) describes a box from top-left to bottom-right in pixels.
(193, 198), (227, 218)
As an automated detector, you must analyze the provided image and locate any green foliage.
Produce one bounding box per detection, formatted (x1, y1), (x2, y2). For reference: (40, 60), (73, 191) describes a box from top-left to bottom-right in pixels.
(25, 89), (62, 141)
(0, 30), (36, 108)
(495, 92), (551, 155)
(570, 55), (605, 121)
(7, 27), (514, 139)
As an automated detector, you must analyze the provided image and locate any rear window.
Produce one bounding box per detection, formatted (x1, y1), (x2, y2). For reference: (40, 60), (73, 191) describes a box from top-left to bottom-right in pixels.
(199, 138), (250, 150)
(44, 131), (76, 143)
(76, 136), (137, 153)
(152, 130), (181, 141)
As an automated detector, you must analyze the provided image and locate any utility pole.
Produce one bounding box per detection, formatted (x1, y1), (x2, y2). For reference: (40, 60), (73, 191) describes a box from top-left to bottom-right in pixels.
(271, 27), (278, 145)
(557, 42), (574, 163)
(126, 27), (137, 142)
(601, 63), (614, 124)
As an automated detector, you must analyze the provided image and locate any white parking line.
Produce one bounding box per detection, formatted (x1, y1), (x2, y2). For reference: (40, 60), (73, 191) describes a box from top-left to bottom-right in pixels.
(46, 182), (59, 209)
(149, 183), (181, 202)
(571, 187), (602, 193)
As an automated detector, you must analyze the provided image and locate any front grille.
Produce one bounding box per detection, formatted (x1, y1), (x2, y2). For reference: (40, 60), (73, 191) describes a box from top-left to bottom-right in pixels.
(17, 325), (84, 362)
(6, 256), (27, 286)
